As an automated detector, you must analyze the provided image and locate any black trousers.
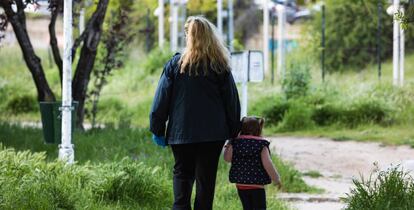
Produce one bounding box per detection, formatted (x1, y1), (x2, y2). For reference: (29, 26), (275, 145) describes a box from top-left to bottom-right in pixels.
(171, 141), (225, 210)
(237, 189), (267, 210)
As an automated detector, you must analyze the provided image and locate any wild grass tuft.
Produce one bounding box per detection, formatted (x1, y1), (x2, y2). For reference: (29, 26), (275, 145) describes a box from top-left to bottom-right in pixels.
(344, 165), (414, 210)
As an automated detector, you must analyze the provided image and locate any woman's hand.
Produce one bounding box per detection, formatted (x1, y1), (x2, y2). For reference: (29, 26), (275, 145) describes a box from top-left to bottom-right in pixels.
(152, 134), (167, 148)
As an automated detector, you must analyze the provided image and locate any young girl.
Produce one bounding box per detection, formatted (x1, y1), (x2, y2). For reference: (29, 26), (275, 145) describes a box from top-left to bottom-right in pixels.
(224, 116), (282, 210)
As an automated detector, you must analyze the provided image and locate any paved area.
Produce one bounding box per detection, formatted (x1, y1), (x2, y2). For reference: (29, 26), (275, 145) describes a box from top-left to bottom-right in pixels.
(269, 137), (414, 210)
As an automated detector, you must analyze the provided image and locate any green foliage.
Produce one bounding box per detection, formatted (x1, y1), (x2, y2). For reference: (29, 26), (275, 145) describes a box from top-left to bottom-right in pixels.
(345, 165), (414, 210)
(141, 47), (174, 75)
(251, 96), (289, 126)
(311, 98), (392, 127)
(282, 61), (311, 99)
(397, 2), (414, 30)
(303, 170), (323, 178)
(0, 146), (171, 209)
(342, 98), (392, 126)
(187, 0), (217, 17)
(311, 0), (414, 71)
(312, 103), (342, 126)
(254, 86), (396, 130)
(6, 94), (38, 114)
(272, 155), (322, 193)
(0, 123), (314, 209)
(278, 100), (314, 131)
(232, 38), (245, 51)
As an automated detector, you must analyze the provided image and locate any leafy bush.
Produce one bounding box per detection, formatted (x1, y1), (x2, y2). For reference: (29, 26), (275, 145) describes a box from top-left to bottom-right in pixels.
(255, 90), (394, 129)
(251, 96), (289, 126)
(141, 47), (174, 75)
(282, 61), (311, 99)
(0, 146), (172, 210)
(278, 100), (314, 131)
(311, 0), (414, 71)
(312, 103), (342, 126)
(345, 165), (414, 210)
(6, 95), (38, 114)
(343, 98), (392, 127)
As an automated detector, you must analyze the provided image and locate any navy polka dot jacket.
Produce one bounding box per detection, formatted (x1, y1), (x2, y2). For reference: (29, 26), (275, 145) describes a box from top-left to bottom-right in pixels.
(229, 135), (272, 185)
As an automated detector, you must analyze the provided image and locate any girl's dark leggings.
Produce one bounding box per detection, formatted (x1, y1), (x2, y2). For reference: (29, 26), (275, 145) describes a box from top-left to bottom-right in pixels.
(237, 189), (267, 210)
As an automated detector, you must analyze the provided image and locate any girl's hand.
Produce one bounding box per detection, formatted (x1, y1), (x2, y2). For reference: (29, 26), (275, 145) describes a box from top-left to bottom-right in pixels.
(274, 181), (282, 190)
(152, 134), (167, 148)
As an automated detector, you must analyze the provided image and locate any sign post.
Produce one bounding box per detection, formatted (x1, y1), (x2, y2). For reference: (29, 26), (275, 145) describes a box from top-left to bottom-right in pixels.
(157, 0), (165, 47)
(228, 0), (234, 51)
(263, 0), (269, 73)
(277, 4), (286, 80)
(59, 0), (74, 164)
(217, 0), (223, 35)
(170, 0), (179, 52)
(399, 7), (405, 86)
(231, 51), (264, 117)
(393, 0), (400, 86)
(387, 1), (405, 86)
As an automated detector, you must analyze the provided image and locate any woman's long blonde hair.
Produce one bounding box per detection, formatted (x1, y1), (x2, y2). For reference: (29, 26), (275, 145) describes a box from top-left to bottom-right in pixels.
(179, 16), (230, 76)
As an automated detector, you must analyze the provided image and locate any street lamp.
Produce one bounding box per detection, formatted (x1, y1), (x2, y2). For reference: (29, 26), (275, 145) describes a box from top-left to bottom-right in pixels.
(60, 0), (74, 164)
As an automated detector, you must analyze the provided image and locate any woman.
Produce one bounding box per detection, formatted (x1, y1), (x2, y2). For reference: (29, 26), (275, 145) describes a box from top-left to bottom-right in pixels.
(150, 16), (241, 210)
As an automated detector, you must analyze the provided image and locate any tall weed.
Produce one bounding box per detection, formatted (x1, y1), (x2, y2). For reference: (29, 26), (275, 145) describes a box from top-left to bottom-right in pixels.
(345, 165), (414, 210)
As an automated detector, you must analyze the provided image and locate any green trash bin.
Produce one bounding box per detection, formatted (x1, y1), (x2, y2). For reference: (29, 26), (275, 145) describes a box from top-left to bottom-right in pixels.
(39, 101), (78, 144)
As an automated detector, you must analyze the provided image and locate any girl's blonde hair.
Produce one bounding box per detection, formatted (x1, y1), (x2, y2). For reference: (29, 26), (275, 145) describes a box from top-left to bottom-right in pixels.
(179, 16), (230, 75)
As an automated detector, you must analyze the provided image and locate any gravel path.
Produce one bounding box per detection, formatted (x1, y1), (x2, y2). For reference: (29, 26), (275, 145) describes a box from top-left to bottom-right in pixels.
(268, 137), (414, 210)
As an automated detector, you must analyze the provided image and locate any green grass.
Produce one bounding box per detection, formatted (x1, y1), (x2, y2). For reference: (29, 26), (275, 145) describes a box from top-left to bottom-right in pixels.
(2, 44), (414, 146)
(247, 52), (414, 146)
(0, 147), (172, 210)
(0, 123), (323, 209)
(344, 165), (414, 210)
(302, 170), (323, 178)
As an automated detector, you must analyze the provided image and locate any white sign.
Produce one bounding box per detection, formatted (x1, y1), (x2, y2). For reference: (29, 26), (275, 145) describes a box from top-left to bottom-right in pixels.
(231, 51), (264, 83)
(248, 51), (264, 82)
(231, 52), (248, 83)
(230, 50), (264, 117)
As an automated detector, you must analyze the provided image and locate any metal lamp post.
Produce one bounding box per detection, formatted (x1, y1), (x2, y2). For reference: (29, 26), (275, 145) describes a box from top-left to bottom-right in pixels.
(59, 0), (74, 164)
(276, 4), (286, 80)
(157, 0), (165, 47)
(263, 0), (269, 74)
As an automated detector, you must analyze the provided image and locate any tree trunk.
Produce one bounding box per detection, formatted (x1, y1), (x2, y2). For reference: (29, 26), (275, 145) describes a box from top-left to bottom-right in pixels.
(1, 1), (55, 102)
(49, 0), (63, 85)
(72, 0), (109, 129)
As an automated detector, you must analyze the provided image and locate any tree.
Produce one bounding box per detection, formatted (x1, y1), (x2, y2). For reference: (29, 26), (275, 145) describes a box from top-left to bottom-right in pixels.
(311, 0), (414, 72)
(0, 0), (57, 102)
(0, 0), (137, 129)
(397, 1), (414, 29)
(86, 0), (135, 128)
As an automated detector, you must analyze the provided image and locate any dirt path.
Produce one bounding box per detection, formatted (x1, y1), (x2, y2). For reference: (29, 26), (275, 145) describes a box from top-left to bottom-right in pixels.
(268, 137), (414, 210)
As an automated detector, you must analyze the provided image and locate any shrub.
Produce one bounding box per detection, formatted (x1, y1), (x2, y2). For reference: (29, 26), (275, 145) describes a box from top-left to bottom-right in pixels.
(343, 98), (392, 127)
(312, 103), (343, 126)
(251, 96), (290, 126)
(345, 165), (414, 210)
(282, 61), (311, 99)
(0, 146), (172, 209)
(6, 95), (38, 114)
(278, 100), (314, 131)
(141, 47), (174, 75)
(96, 98), (126, 125)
